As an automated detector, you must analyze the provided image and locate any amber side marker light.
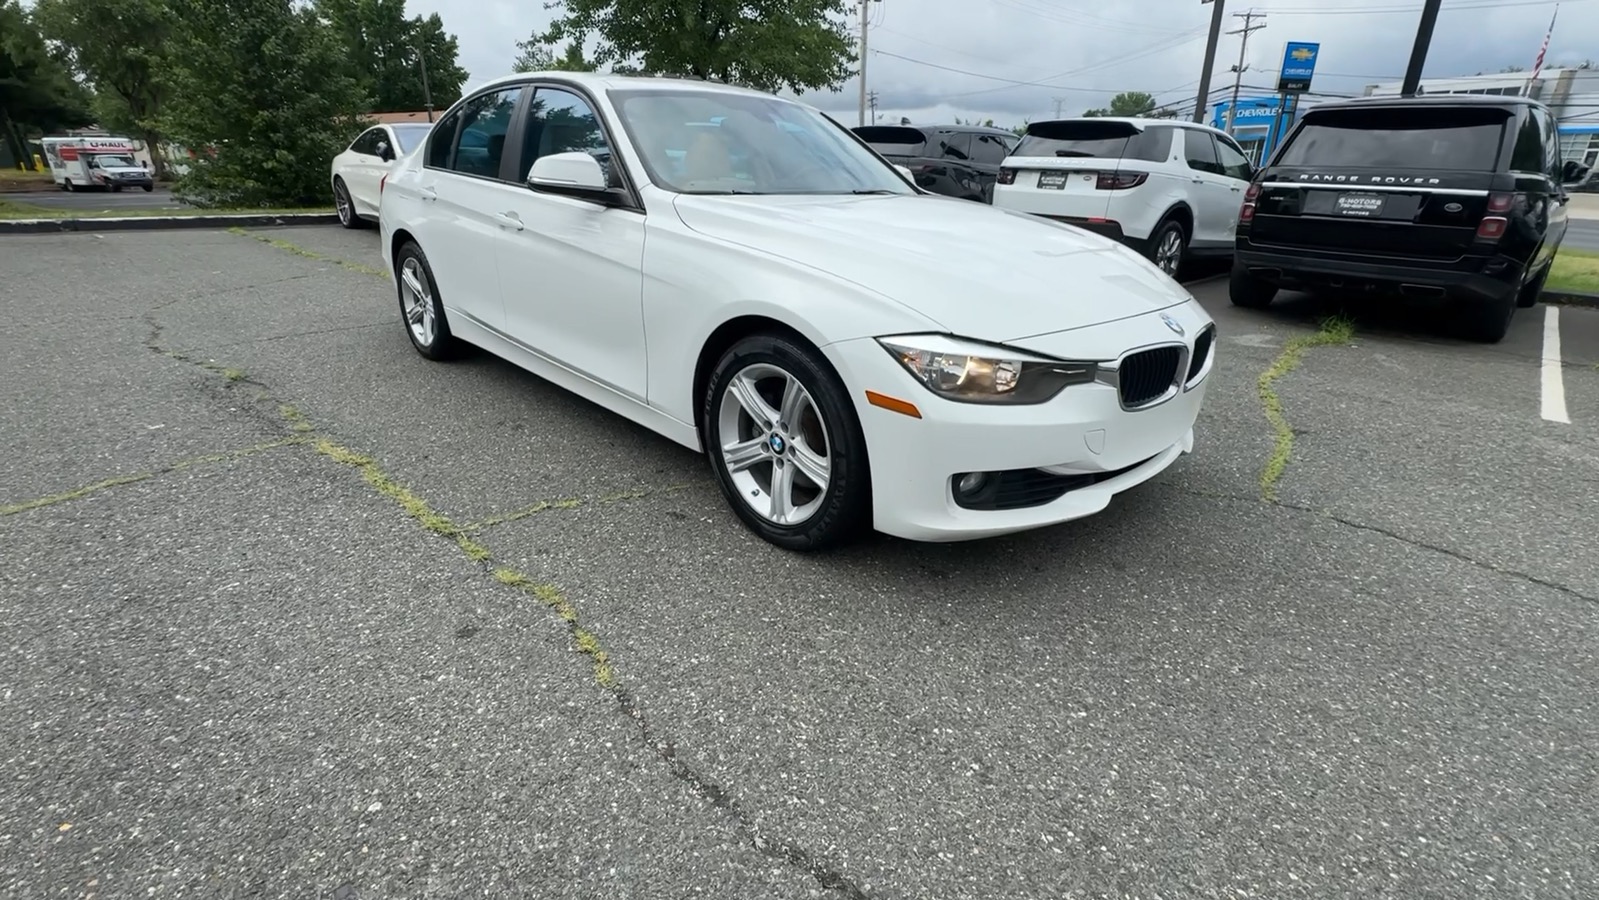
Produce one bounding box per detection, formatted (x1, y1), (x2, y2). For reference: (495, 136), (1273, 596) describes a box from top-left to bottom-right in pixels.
(865, 390), (922, 419)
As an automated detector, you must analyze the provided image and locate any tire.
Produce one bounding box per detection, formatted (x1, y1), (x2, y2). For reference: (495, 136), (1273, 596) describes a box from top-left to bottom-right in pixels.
(1460, 292), (1517, 344)
(333, 177), (361, 229)
(142, 184), (154, 193)
(1146, 217), (1187, 279)
(63, 179), (74, 192)
(1229, 261), (1279, 309)
(111, 185), (122, 193)
(1517, 262), (1549, 308)
(703, 333), (871, 551)
(393, 241), (462, 361)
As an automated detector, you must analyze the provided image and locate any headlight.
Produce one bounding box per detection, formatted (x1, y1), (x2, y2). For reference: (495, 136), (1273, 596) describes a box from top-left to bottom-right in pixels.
(876, 334), (1097, 404)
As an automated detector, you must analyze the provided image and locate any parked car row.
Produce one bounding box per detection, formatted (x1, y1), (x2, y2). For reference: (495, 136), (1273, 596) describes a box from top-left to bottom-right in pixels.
(853, 94), (1590, 344)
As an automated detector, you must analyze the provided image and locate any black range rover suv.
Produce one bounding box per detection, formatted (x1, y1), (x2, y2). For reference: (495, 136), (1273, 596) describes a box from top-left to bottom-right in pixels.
(1230, 94), (1590, 342)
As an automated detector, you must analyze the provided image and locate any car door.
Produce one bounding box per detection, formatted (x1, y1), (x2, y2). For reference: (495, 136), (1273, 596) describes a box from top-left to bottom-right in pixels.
(413, 84), (528, 331)
(1211, 133), (1255, 243)
(969, 132), (1011, 203)
(491, 83), (648, 400)
(344, 127), (387, 216)
(1534, 105), (1569, 271)
(933, 130), (975, 199)
(1178, 128), (1235, 247)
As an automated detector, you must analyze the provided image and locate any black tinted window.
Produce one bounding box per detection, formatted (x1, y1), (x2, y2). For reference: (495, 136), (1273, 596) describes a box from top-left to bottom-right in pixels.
(425, 111), (461, 168)
(1510, 112), (1544, 173)
(350, 128), (383, 155)
(450, 86), (523, 178)
(520, 87), (611, 184)
(1014, 121), (1171, 162)
(854, 125), (927, 156)
(1533, 107), (1560, 176)
(1277, 107), (1509, 171)
(935, 131), (971, 161)
(1183, 129), (1221, 175)
(970, 133), (1010, 165)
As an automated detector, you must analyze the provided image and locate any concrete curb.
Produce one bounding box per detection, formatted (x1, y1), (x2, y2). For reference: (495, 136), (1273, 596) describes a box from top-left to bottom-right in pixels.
(0, 212), (339, 234)
(1544, 290), (1599, 310)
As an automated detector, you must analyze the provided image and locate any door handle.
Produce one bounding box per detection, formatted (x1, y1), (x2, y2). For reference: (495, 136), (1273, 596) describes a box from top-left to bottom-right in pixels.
(1230, 185), (1243, 192)
(493, 212), (524, 231)
(420, 185), (437, 202)
(1191, 177), (1205, 184)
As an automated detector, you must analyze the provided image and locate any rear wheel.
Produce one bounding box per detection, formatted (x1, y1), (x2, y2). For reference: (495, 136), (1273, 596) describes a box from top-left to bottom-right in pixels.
(1147, 218), (1187, 278)
(1460, 292), (1517, 343)
(333, 177), (360, 229)
(703, 333), (871, 551)
(141, 184), (154, 193)
(63, 179), (74, 192)
(394, 241), (462, 360)
(1229, 261), (1278, 309)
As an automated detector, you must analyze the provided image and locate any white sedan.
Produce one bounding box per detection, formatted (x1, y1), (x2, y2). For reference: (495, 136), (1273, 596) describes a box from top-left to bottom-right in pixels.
(378, 73), (1215, 550)
(330, 122), (433, 228)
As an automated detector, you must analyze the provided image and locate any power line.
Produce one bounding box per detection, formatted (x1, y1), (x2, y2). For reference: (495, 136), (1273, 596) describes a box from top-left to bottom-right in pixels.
(1257, 0), (1580, 14)
(942, 27), (1211, 99)
(871, 48), (1204, 96)
(1223, 9), (1267, 134)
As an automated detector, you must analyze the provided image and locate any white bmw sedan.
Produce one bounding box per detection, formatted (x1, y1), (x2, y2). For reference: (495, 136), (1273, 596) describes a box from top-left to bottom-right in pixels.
(378, 72), (1215, 550)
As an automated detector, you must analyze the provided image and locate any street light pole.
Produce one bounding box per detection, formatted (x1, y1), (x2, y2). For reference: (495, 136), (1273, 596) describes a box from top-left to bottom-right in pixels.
(858, 0), (874, 126)
(1400, 0), (1444, 96)
(418, 42), (435, 122)
(1192, 0), (1226, 124)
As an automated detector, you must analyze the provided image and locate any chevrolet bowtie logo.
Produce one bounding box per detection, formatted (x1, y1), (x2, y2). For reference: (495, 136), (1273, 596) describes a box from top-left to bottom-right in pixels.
(1290, 47), (1316, 61)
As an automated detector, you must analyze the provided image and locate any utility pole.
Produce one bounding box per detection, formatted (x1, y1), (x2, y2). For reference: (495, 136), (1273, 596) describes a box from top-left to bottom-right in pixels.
(868, 91), (880, 123)
(1223, 9), (1266, 135)
(417, 41), (435, 122)
(1400, 0), (1443, 96)
(858, 0), (876, 127)
(1051, 97), (1066, 119)
(1192, 0), (1226, 124)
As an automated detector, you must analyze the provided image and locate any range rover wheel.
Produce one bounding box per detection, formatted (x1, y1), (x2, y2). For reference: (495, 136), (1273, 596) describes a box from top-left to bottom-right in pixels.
(1147, 219), (1187, 278)
(703, 333), (871, 551)
(1517, 262), (1550, 308)
(1228, 262), (1278, 309)
(1461, 292), (1516, 344)
(394, 240), (462, 361)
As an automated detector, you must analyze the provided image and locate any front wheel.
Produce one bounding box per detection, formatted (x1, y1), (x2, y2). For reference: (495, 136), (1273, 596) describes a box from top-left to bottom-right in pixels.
(394, 241), (462, 360)
(703, 334), (871, 551)
(142, 184), (154, 193)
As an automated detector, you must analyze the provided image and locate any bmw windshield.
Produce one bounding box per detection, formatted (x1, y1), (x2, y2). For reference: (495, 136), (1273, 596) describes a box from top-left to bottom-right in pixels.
(609, 89), (912, 196)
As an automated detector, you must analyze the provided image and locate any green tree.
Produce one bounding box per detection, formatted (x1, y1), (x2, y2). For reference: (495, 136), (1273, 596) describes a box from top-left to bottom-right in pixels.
(1082, 90), (1158, 118)
(159, 0), (367, 207)
(539, 0), (855, 93)
(314, 0), (467, 112)
(513, 37), (596, 73)
(32, 0), (175, 177)
(0, 0), (92, 169)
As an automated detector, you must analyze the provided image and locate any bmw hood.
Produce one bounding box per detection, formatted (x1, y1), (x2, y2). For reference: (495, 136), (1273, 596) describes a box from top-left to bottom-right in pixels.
(670, 193), (1193, 341)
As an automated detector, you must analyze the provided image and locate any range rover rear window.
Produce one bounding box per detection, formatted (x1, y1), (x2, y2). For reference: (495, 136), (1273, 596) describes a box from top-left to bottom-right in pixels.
(853, 125), (927, 155)
(1275, 107), (1510, 172)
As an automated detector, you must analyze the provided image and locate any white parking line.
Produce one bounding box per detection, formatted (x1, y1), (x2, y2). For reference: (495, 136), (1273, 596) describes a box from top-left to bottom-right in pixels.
(1541, 305), (1570, 424)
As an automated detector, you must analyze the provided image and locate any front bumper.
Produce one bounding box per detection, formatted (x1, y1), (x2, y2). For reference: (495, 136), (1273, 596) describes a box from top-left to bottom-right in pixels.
(823, 301), (1213, 542)
(1235, 240), (1524, 303)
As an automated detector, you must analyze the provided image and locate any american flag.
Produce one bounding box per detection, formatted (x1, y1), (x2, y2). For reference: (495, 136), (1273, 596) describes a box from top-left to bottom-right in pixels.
(1530, 5), (1559, 83)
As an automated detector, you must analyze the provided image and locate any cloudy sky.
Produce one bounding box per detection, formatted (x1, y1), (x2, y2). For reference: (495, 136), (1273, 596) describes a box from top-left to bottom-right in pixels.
(410, 0), (1592, 127)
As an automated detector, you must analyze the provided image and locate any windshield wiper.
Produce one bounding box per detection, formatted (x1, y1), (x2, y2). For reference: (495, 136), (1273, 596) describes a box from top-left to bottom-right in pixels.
(851, 189), (897, 194)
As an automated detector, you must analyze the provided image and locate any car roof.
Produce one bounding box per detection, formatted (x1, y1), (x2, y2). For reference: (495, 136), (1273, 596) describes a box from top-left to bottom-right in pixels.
(1025, 116), (1228, 137)
(469, 70), (774, 99)
(1308, 93), (1547, 113)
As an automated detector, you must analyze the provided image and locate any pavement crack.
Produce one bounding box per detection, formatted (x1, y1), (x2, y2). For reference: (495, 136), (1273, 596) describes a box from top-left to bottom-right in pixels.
(228, 227), (386, 277)
(0, 438), (308, 517)
(1256, 316), (1355, 502)
(464, 484), (694, 532)
(1163, 484), (1599, 606)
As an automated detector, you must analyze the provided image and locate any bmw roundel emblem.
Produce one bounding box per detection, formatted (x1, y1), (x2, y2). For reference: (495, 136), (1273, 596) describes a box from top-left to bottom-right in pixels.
(1160, 312), (1185, 336)
(768, 434), (786, 454)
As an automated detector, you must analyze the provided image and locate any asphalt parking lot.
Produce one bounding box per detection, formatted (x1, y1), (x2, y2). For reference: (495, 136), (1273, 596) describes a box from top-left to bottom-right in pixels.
(6, 186), (181, 210)
(3, 225), (1597, 899)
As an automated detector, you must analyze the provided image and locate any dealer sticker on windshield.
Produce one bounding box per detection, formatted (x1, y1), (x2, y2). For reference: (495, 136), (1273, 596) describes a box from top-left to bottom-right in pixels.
(1334, 192), (1385, 217)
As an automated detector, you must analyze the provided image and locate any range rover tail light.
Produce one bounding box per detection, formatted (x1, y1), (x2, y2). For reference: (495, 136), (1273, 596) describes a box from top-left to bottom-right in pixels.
(1239, 182), (1261, 223)
(997, 167), (1016, 185)
(1476, 191), (1516, 241)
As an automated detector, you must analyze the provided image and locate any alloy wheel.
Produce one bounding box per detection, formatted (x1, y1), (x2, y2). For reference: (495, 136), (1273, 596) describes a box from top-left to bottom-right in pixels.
(399, 256), (436, 347)
(716, 363), (832, 526)
(1155, 227), (1183, 276)
(334, 181), (352, 226)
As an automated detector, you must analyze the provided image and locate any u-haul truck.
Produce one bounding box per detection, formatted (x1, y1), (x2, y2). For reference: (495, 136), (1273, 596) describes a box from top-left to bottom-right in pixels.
(40, 136), (155, 193)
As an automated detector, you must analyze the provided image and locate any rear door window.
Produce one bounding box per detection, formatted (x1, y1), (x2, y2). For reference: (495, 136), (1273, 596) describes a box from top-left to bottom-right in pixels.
(970, 133), (1010, 165)
(1215, 135), (1253, 180)
(1183, 129), (1222, 175)
(1276, 107), (1509, 171)
(935, 130), (971, 161)
(1014, 120), (1172, 162)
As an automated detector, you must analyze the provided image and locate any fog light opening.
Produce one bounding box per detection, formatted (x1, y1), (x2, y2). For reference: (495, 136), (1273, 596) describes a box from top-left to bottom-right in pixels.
(955, 472), (989, 497)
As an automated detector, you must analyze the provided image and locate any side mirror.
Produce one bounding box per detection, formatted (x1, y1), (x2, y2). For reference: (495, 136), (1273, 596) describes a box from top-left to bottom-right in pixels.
(894, 164), (914, 181)
(528, 151), (615, 202)
(1561, 159), (1590, 188)
(376, 141), (394, 162)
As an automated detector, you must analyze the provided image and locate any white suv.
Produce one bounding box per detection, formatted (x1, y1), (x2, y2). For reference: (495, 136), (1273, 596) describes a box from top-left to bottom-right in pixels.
(992, 118), (1255, 278)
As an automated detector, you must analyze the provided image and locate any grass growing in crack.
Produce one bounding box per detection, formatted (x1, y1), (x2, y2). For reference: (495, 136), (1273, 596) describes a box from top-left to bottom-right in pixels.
(1258, 315), (1355, 502)
(279, 404), (315, 433)
(228, 226), (386, 278)
(0, 437), (307, 517)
